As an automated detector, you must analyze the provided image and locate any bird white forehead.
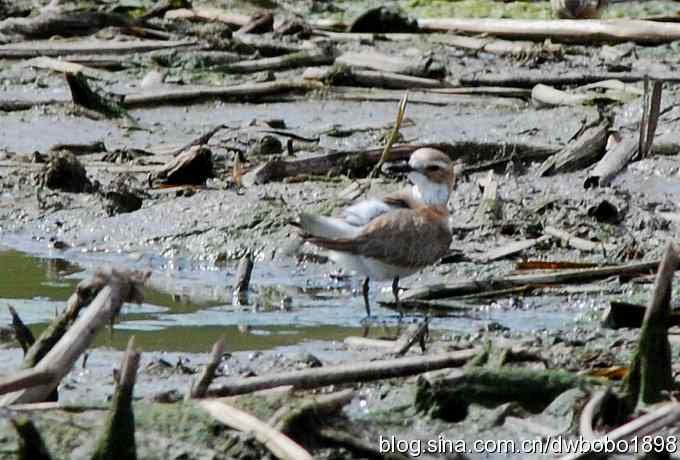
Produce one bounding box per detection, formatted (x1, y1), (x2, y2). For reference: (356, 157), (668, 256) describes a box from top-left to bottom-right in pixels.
(408, 148), (451, 170)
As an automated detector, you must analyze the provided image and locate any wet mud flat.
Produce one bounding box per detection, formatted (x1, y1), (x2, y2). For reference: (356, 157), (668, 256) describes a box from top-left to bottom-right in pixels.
(2, 0), (680, 459)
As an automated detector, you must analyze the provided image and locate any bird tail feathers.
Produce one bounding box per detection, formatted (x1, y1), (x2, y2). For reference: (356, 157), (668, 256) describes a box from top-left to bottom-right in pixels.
(296, 213), (360, 240)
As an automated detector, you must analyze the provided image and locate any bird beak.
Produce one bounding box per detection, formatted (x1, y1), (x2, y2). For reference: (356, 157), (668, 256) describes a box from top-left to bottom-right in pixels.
(381, 161), (413, 176)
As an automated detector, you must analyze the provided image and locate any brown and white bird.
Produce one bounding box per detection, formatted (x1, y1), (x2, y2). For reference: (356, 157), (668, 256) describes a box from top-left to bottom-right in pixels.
(551, 0), (607, 19)
(294, 148), (455, 317)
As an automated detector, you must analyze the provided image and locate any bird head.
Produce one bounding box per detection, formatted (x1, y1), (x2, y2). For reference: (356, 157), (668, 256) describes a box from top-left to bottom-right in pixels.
(406, 148), (455, 206)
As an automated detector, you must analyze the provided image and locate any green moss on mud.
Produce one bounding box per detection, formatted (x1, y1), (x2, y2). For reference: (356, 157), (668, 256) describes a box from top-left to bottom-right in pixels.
(409, 0), (550, 19)
(0, 403), (235, 460)
(303, 0), (680, 22)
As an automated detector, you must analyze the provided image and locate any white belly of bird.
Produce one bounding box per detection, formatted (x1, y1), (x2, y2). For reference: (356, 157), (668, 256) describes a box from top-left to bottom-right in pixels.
(329, 251), (419, 281)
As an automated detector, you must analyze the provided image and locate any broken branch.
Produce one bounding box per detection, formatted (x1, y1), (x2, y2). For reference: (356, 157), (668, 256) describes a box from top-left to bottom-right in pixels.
(200, 400), (313, 460)
(206, 348), (478, 397)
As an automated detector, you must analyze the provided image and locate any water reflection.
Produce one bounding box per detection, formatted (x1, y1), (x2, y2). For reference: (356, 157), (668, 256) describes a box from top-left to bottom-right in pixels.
(0, 249), (365, 352)
(0, 249), (599, 353)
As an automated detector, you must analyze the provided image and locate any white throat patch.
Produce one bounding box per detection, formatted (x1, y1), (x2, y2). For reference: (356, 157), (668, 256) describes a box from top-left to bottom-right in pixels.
(408, 172), (450, 206)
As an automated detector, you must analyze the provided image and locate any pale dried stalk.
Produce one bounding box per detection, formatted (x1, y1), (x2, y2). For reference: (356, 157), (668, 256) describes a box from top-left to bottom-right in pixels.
(370, 92), (408, 178)
(200, 400), (313, 460)
(188, 338), (225, 399)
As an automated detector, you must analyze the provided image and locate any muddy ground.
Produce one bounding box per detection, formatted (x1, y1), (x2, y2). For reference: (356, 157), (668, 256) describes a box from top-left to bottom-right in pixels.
(2, 0), (680, 459)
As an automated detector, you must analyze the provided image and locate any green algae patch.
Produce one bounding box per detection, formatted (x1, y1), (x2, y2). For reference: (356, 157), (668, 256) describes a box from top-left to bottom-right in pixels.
(0, 402), (235, 460)
(306, 0), (680, 23)
(408, 0), (551, 19)
(225, 390), (292, 421)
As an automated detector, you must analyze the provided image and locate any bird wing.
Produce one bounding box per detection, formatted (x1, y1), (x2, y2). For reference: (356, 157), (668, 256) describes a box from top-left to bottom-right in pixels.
(340, 191), (411, 227)
(308, 207), (451, 268)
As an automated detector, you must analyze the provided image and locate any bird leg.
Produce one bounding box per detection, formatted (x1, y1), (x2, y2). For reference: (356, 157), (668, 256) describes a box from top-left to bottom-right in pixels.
(391, 277), (400, 303)
(362, 277), (371, 317)
(392, 276), (403, 319)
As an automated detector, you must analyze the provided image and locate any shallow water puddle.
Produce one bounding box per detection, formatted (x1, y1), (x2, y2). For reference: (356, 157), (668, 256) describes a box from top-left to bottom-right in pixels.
(0, 249), (610, 352)
(0, 249), (366, 352)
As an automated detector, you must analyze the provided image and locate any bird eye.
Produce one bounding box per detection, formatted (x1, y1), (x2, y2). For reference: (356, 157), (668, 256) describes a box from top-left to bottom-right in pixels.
(425, 165), (439, 172)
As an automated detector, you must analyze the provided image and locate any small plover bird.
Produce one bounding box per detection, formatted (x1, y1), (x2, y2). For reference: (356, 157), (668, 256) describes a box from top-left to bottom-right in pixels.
(294, 147), (454, 317)
(551, 0), (607, 19)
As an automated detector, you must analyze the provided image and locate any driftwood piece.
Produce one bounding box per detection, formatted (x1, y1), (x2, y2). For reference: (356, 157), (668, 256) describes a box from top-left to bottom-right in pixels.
(532, 83), (594, 107)
(274, 18), (313, 37)
(237, 12), (274, 34)
(3, 83), (526, 113)
(0, 39), (197, 59)
(584, 133), (637, 188)
(624, 242), (679, 408)
(585, 80), (662, 188)
(381, 298), (475, 317)
(270, 389), (354, 436)
(559, 402), (680, 460)
(0, 368), (54, 396)
(219, 47), (335, 74)
(148, 146), (213, 188)
(432, 86), (530, 98)
(335, 51), (445, 78)
(432, 33), (562, 57)
(200, 399), (313, 460)
(310, 30), (417, 41)
(23, 56), (114, 80)
(403, 259), (667, 301)
(123, 80), (322, 108)
(165, 8), (251, 27)
(538, 121), (609, 176)
(8, 305), (35, 353)
(151, 50), (242, 69)
(0, 268), (148, 406)
(188, 338), (225, 399)
(390, 321), (429, 357)
(7, 402), (108, 412)
(418, 18), (680, 45)
(343, 336), (395, 349)
(0, 98), (66, 112)
(531, 81), (640, 108)
(234, 33), (312, 57)
(135, 0), (192, 23)
(543, 226), (614, 252)
(0, 10), (130, 40)
(303, 66), (447, 90)
(326, 85), (529, 106)
(244, 140), (558, 185)
(460, 72), (679, 89)
(416, 367), (599, 420)
(471, 237), (548, 263)
(91, 337), (140, 460)
(233, 253), (254, 306)
(22, 268), (113, 369)
(602, 301), (680, 329)
(9, 417), (53, 460)
(206, 348), (478, 397)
